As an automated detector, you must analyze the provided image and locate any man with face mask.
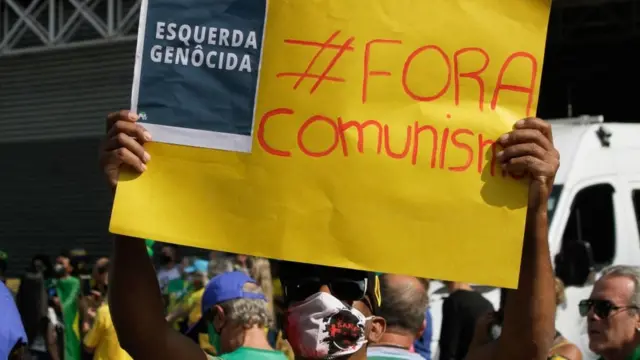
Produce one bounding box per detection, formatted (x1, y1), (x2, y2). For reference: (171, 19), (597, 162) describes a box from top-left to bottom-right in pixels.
(581, 265), (640, 360)
(277, 261), (386, 360)
(100, 110), (558, 360)
(54, 254), (82, 360)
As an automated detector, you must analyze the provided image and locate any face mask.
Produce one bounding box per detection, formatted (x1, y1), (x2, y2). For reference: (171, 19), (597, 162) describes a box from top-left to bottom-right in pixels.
(285, 292), (370, 359)
(53, 264), (66, 277)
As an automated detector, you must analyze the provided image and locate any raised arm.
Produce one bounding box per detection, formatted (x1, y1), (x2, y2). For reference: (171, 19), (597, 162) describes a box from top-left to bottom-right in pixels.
(494, 118), (559, 360)
(100, 110), (206, 360)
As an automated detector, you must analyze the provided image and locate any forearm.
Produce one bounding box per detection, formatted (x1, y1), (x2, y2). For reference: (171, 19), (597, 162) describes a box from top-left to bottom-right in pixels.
(499, 185), (555, 359)
(109, 235), (167, 354)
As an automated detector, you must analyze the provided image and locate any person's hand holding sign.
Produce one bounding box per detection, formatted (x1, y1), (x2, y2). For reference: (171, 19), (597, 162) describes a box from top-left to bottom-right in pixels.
(99, 110), (151, 189)
(497, 117), (560, 203)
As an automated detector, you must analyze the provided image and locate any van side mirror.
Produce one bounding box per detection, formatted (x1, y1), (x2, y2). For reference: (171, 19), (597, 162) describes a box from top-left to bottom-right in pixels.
(554, 241), (596, 287)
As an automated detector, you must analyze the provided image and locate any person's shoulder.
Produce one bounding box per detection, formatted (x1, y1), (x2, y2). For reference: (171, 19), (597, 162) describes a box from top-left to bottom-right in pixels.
(0, 280), (11, 295)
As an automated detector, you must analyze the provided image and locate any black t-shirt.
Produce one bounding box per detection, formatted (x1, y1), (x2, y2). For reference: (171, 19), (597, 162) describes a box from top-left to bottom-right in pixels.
(439, 289), (494, 360)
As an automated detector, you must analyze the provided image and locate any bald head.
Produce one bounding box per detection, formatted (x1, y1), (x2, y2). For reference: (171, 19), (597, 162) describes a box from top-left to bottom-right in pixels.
(378, 274), (429, 335)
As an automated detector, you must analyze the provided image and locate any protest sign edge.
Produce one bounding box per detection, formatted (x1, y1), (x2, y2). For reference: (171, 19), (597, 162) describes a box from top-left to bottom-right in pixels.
(129, 0), (148, 114)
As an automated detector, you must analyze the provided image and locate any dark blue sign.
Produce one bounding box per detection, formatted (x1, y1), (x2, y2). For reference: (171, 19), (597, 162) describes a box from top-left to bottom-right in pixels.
(137, 0), (266, 137)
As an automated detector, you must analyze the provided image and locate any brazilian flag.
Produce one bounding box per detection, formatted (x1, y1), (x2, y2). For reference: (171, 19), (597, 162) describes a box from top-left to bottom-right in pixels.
(56, 276), (81, 360)
(145, 239), (155, 257)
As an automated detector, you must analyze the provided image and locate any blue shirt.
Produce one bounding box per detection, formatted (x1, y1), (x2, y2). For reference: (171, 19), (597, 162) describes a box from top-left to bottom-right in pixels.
(0, 281), (27, 359)
(413, 307), (433, 360)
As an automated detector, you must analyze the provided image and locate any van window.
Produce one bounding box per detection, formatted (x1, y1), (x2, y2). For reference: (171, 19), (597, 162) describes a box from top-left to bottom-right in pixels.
(633, 190), (640, 238)
(561, 183), (616, 269)
(548, 185), (563, 223)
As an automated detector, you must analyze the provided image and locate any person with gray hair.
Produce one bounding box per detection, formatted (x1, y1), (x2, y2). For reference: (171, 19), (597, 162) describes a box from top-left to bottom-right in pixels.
(580, 265), (640, 360)
(368, 274), (429, 359)
(184, 271), (288, 359)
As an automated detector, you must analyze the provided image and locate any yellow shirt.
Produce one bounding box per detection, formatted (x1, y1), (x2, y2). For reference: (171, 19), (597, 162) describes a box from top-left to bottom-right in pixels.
(83, 304), (133, 360)
(186, 288), (205, 326)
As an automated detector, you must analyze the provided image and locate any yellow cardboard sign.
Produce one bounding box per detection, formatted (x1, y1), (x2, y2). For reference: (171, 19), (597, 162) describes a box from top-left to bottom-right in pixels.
(111, 0), (551, 288)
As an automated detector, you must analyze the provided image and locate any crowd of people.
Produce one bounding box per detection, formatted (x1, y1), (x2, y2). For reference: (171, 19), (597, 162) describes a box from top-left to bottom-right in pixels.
(1, 112), (640, 360)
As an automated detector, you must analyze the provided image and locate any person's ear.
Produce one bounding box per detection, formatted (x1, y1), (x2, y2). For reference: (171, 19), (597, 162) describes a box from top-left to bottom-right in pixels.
(417, 319), (426, 339)
(367, 316), (386, 343)
(213, 305), (225, 330)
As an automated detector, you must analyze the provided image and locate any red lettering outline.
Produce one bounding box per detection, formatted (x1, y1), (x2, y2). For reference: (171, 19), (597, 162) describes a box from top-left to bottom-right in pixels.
(478, 134), (498, 176)
(257, 108), (293, 157)
(449, 129), (474, 172)
(491, 52), (538, 117)
(337, 119), (383, 156)
(383, 125), (412, 159)
(412, 122), (439, 167)
(297, 115), (339, 157)
(362, 39), (402, 104)
(454, 48), (490, 111)
(402, 45), (451, 102)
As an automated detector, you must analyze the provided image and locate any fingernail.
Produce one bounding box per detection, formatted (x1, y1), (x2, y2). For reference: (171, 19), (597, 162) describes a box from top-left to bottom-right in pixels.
(143, 152), (151, 162)
(143, 131), (152, 141)
(501, 163), (507, 170)
(514, 119), (525, 127)
(128, 112), (139, 121)
(140, 163), (147, 172)
(498, 134), (508, 143)
(496, 151), (504, 160)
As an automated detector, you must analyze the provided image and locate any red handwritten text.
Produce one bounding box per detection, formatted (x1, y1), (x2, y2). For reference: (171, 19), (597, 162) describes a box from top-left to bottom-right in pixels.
(267, 31), (538, 177)
(276, 31), (355, 94)
(257, 108), (514, 178)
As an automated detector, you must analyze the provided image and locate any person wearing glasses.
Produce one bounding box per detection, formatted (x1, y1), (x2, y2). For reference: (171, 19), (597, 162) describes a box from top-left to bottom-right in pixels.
(579, 265), (640, 360)
(100, 110), (559, 360)
(276, 261), (386, 359)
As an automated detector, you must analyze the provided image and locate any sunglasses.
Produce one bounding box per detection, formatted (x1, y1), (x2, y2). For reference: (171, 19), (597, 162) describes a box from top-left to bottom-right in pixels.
(284, 278), (368, 303)
(578, 299), (638, 318)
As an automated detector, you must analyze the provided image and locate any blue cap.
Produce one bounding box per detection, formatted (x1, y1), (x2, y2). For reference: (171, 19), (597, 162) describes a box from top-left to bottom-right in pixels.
(0, 282), (27, 359)
(201, 271), (266, 311)
(184, 259), (209, 274)
(184, 271), (266, 337)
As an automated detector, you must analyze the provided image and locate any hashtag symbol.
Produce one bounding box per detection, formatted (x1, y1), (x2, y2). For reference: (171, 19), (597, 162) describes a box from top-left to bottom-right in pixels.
(277, 31), (355, 94)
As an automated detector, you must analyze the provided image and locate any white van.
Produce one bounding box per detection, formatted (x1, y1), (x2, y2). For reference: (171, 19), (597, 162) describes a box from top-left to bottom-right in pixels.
(428, 116), (640, 360)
